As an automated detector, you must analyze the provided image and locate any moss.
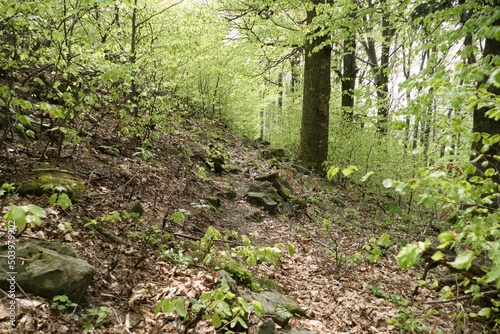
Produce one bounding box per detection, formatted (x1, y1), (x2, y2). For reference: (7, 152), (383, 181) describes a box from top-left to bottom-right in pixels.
(212, 258), (253, 286)
(17, 170), (85, 199)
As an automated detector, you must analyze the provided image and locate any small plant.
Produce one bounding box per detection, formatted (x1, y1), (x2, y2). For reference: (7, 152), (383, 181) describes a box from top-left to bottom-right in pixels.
(133, 146), (154, 161)
(363, 234), (392, 263)
(82, 306), (113, 329)
(43, 184), (73, 210)
(155, 285), (263, 334)
(51, 295), (77, 312)
(4, 203), (46, 230)
(101, 211), (122, 222)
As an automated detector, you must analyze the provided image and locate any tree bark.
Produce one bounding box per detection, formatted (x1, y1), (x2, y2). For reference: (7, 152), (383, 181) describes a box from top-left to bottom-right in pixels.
(341, 32), (356, 121)
(298, 0), (331, 172)
(472, 0), (500, 186)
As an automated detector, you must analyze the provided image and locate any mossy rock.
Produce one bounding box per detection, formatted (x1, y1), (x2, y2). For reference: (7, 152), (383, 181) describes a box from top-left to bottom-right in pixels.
(213, 258), (253, 286)
(16, 168), (85, 199)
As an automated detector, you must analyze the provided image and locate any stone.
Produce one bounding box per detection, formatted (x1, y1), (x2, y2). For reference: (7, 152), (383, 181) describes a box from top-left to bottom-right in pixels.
(0, 241), (94, 303)
(255, 172), (279, 182)
(291, 164), (311, 175)
(239, 289), (305, 327)
(127, 201), (144, 216)
(245, 210), (262, 222)
(218, 270), (305, 328)
(205, 196), (221, 207)
(246, 192), (278, 214)
(236, 187), (249, 197)
(256, 319), (277, 334)
(272, 178), (293, 200)
(16, 167), (85, 199)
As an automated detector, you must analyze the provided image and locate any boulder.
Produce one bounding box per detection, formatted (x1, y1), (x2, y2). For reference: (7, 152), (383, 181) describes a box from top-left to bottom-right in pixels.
(218, 270), (305, 328)
(255, 172), (279, 182)
(16, 167), (84, 199)
(0, 241), (94, 303)
(246, 192), (278, 214)
(239, 289), (305, 327)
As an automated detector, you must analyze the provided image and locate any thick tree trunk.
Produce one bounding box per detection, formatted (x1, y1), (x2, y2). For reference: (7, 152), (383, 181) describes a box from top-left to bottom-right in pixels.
(472, 1), (500, 185)
(298, 0), (331, 172)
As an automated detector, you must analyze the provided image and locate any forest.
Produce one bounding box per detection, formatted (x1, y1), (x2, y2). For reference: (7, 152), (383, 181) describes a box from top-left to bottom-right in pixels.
(0, 0), (499, 333)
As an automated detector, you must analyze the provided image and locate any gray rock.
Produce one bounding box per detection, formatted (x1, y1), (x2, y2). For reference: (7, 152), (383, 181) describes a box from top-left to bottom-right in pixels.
(218, 270), (305, 328)
(272, 178), (293, 200)
(256, 319), (276, 334)
(239, 289), (305, 327)
(236, 187), (249, 197)
(0, 241), (94, 303)
(255, 172), (279, 182)
(245, 210), (262, 222)
(246, 192), (278, 214)
(280, 332), (319, 334)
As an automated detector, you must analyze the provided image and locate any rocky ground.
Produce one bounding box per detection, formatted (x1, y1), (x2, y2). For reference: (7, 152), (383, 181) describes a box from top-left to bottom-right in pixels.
(0, 119), (492, 333)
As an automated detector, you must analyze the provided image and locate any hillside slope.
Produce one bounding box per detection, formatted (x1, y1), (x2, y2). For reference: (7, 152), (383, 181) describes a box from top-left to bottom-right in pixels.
(0, 119), (489, 333)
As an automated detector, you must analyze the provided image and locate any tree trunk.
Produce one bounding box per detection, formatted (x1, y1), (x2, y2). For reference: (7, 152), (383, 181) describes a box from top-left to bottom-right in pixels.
(298, 0), (331, 172)
(341, 33), (356, 121)
(472, 0), (500, 185)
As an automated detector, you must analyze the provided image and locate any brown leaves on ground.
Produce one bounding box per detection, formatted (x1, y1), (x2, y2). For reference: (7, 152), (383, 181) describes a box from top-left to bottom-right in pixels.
(0, 121), (491, 333)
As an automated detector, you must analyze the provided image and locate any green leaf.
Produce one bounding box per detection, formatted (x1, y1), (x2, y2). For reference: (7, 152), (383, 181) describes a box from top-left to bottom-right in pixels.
(4, 206), (27, 230)
(238, 297), (249, 313)
(478, 307), (491, 318)
(155, 299), (175, 315)
(288, 243), (295, 257)
(438, 231), (455, 244)
(431, 251), (445, 261)
(252, 301), (263, 317)
(326, 166), (339, 181)
(27, 204), (46, 218)
(360, 171), (375, 182)
(171, 211), (185, 223)
(448, 250), (474, 270)
(48, 193), (58, 205)
(382, 179), (394, 188)
(397, 243), (423, 268)
(175, 297), (186, 318)
(342, 165), (358, 177)
(57, 193), (72, 210)
(376, 234), (391, 247)
(212, 313), (222, 328)
(26, 130), (35, 139)
(481, 264), (500, 285)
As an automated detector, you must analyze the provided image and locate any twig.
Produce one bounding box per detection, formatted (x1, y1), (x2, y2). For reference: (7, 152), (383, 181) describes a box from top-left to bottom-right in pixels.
(425, 290), (500, 305)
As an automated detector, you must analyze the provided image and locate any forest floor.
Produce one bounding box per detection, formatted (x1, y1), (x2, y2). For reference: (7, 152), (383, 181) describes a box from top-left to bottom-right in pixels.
(0, 118), (492, 333)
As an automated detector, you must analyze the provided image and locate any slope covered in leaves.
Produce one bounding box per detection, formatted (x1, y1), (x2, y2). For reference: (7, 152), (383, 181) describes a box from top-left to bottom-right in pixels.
(0, 118), (492, 333)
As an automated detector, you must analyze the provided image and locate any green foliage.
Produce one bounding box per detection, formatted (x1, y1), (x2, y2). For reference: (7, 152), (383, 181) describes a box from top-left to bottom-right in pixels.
(3, 203), (46, 230)
(48, 192), (72, 210)
(51, 295), (77, 312)
(81, 306), (113, 329)
(155, 285), (263, 332)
